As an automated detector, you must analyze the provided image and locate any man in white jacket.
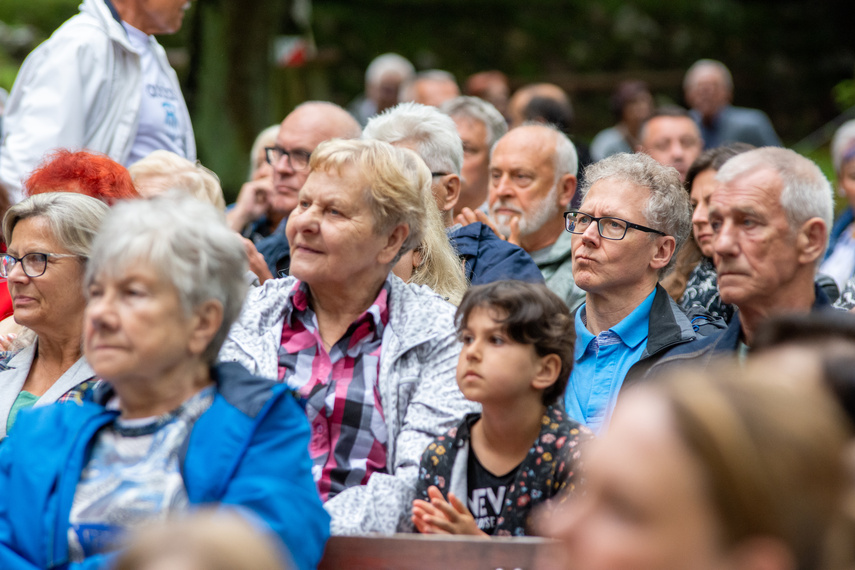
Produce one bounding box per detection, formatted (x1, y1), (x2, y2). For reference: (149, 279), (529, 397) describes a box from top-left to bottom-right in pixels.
(0, 0), (195, 203)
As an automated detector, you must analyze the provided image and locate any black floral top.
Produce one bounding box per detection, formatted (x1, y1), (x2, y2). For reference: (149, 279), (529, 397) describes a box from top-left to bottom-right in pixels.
(415, 405), (591, 536)
(680, 257), (735, 324)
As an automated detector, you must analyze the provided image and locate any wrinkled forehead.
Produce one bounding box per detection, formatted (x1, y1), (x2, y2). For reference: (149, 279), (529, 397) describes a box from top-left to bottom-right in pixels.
(710, 167), (784, 212)
(581, 177), (652, 219)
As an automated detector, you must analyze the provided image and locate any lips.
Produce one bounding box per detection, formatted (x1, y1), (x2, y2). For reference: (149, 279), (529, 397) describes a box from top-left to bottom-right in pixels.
(11, 295), (36, 306)
(459, 369), (482, 382)
(292, 243), (323, 255)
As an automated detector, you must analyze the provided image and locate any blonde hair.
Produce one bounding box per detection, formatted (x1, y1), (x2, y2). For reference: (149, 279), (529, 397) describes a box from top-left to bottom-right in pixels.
(649, 365), (850, 570)
(309, 138), (430, 258)
(410, 201), (467, 304)
(113, 510), (292, 570)
(129, 150), (226, 210)
(249, 124), (281, 179)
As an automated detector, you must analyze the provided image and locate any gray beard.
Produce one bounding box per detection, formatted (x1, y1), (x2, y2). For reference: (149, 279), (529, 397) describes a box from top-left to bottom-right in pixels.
(493, 183), (560, 238)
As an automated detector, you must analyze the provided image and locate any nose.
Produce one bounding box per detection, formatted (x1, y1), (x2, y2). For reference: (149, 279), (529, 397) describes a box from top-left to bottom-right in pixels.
(275, 152), (295, 176)
(712, 218), (739, 257)
(491, 173), (515, 199)
(5, 260), (30, 283)
(669, 140), (685, 161)
(288, 203), (320, 236)
(580, 218), (601, 246)
(462, 337), (482, 362)
(85, 289), (119, 332)
(691, 202), (707, 227)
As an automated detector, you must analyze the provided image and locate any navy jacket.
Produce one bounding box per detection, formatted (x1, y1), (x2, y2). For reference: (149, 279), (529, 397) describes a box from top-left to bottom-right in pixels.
(448, 222), (544, 286)
(0, 362), (329, 570)
(649, 283), (834, 374)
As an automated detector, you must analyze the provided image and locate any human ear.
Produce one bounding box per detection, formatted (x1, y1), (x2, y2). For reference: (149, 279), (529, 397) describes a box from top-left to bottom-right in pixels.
(558, 174), (578, 208)
(649, 235), (677, 271)
(531, 353), (562, 391)
(795, 217), (827, 265)
(378, 224), (410, 265)
(187, 299), (224, 357)
(442, 175), (461, 213)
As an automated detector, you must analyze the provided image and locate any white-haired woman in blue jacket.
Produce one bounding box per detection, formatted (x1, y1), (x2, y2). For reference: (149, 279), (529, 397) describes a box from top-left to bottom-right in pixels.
(0, 192), (328, 570)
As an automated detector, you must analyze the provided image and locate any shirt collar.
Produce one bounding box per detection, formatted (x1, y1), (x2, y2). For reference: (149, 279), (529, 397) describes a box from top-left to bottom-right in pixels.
(284, 278), (391, 338)
(573, 289), (657, 358)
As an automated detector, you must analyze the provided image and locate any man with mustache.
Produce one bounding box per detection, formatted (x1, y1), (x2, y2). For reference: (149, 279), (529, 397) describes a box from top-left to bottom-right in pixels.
(487, 124), (585, 311)
(1, 0), (197, 203)
(651, 147), (834, 368)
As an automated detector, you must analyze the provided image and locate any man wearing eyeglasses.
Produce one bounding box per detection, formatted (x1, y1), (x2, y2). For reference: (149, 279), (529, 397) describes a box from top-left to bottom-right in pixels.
(565, 152), (719, 434)
(250, 102), (362, 279)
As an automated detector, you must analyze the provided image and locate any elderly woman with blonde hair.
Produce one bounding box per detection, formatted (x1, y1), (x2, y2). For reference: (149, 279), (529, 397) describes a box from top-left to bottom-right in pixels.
(220, 138), (474, 535)
(129, 149), (226, 209)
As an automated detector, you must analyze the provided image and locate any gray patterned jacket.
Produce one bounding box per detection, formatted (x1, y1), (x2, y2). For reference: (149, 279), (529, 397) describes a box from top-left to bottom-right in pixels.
(218, 275), (476, 535)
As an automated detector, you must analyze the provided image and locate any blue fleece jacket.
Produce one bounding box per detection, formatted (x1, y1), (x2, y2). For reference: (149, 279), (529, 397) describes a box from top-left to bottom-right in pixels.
(0, 362), (329, 570)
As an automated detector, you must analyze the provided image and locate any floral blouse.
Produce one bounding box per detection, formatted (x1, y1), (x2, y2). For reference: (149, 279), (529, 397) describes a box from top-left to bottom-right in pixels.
(415, 405), (591, 536)
(680, 257), (735, 324)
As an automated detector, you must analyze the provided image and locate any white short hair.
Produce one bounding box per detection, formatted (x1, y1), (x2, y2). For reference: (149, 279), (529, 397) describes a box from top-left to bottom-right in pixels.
(684, 59), (734, 92)
(248, 124), (280, 179)
(716, 147), (834, 248)
(831, 120), (855, 174)
(363, 101), (463, 175)
(365, 53), (415, 87)
(85, 192), (248, 364)
(440, 96), (508, 149)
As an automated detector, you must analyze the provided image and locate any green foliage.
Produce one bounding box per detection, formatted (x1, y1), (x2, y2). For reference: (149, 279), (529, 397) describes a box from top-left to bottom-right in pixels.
(834, 80), (855, 112)
(0, 0), (77, 36)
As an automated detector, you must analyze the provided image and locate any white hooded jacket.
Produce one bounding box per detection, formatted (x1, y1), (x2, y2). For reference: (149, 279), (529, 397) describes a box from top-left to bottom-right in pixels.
(0, 0), (195, 202)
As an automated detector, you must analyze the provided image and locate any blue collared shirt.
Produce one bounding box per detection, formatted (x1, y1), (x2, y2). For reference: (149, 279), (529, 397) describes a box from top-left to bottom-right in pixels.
(565, 290), (656, 434)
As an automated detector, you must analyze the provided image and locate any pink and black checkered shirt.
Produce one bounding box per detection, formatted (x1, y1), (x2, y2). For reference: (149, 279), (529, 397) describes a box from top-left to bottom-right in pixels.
(277, 280), (390, 501)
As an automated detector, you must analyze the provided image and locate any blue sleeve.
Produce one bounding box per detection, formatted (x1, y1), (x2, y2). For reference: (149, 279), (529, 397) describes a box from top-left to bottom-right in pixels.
(0, 431), (45, 569)
(213, 392), (329, 570)
(466, 236), (544, 286)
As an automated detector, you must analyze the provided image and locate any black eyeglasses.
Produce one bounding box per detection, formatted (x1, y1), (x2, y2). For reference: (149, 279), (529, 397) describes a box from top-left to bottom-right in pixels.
(564, 210), (667, 241)
(0, 252), (81, 278)
(265, 145), (312, 171)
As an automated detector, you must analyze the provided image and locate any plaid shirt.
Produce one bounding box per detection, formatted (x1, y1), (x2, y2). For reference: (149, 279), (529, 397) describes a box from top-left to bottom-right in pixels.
(278, 281), (390, 501)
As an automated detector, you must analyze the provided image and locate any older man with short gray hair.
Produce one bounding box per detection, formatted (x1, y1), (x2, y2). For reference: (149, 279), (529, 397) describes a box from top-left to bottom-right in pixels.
(364, 102), (543, 286)
(440, 96), (507, 216)
(653, 147), (834, 371)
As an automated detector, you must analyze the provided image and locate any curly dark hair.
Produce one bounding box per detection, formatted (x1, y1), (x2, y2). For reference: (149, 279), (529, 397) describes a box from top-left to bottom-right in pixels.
(455, 280), (575, 405)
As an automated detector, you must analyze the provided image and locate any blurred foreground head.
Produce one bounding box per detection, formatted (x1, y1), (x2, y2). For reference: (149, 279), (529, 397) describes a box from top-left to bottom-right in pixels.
(554, 364), (851, 570)
(113, 510), (293, 570)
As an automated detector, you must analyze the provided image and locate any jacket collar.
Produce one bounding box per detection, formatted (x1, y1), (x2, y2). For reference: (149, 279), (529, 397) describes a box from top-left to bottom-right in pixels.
(80, 0), (136, 51)
(644, 284), (697, 356)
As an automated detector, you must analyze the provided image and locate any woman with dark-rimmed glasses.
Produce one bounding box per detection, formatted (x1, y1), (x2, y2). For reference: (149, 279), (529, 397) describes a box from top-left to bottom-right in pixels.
(0, 192), (108, 437)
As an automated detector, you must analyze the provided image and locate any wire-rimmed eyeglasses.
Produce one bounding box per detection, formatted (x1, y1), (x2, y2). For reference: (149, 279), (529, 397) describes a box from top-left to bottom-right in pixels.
(0, 252), (80, 278)
(564, 210), (667, 241)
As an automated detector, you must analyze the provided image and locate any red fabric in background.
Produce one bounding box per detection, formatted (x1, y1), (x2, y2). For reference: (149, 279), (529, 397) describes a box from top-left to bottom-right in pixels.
(0, 243), (13, 320)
